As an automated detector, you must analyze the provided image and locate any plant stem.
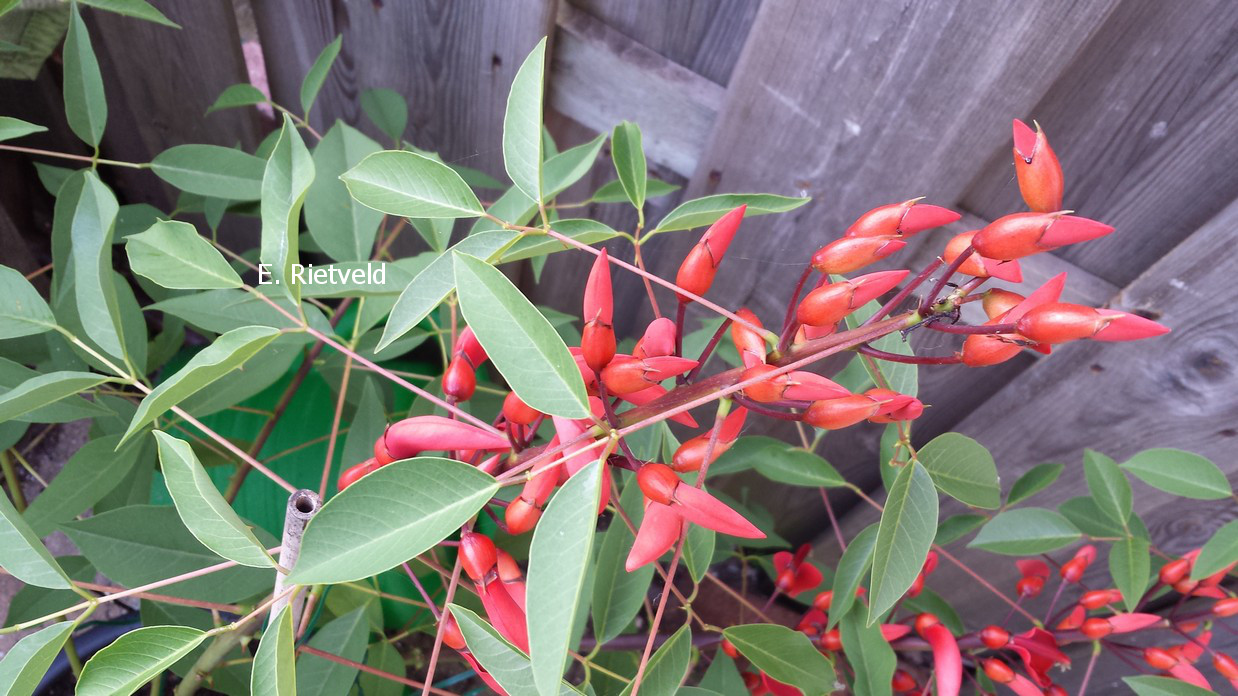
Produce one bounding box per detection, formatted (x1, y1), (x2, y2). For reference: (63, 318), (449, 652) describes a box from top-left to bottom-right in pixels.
(631, 543), (686, 696)
(632, 226), (663, 319)
(420, 555), (464, 696)
(300, 645), (455, 695)
(0, 143), (148, 168)
(730, 395), (803, 421)
(865, 257), (942, 326)
(675, 300), (687, 357)
(779, 264), (815, 352)
(820, 488), (847, 552)
(1, 450), (27, 511)
(923, 321), (1017, 335)
(920, 246), (975, 313)
(319, 354), (353, 498)
(857, 344), (963, 365)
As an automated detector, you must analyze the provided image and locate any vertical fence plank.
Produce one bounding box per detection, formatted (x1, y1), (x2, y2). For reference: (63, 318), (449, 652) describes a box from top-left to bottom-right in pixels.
(252, 0), (555, 181)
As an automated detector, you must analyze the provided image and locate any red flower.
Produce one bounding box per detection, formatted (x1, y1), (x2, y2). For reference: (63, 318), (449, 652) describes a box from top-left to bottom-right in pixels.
(581, 249), (616, 372)
(671, 408), (748, 472)
(676, 205), (746, 300)
(1012, 119), (1064, 213)
(844, 198), (960, 238)
(601, 355), (698, 395)
(773, 544), (823, 596)
(1009, 627), (1070, 687)
(795, 270), (909, 327)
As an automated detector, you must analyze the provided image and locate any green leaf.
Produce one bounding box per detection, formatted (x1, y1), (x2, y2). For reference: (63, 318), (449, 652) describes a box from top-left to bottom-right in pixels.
(1192, 519), (1238, 581)
(62, 505), (274, 602)
(63, 3), (106, 146)
(829, 524), (877, 629)
(358, 640), (404, 696)
(0, 360), (106, 423)
(650, 194), (810, 235)
(155, 431), (275, 568)
(869, 462), (937, 624)
(0, 116), (46, 142)
(1006, 462), (1063, 505)
(151, 145), (266, 201)
(148, 287), (328, 336)
(1124, 675), (1217, 696)
(699, 653), (746, 696)
(529, 460), (603, 695)
(70, 171), (126, 359)
(722, 624), (834, 695)
(306, 121), (384, 262)
(592, 178), (679, 204)
(289, 457), (499, 584)
(77, 626), (207, 696)
(610, 121), (647, 213)
(1121, 448), (1231, 500)
(79, 0), (179, 27)
(342, 149), (484, 218)
(750, 440), (846, 488)
(300, 35), (341, 115)
(23, 434), (143, 536)
(503, 37), (547, 202)
(295, 608), (369, 696)
(683, 523), (716, 583)
(840, 608), (895, 696)
(451, 605), (582, 696)
(969, 508), (1081, 555)
(260, 114), (314, 303)
(501, 218), (619, 263)
(1110, 534), (1150, 612)
(0, 370), (110, 423)
(618, 623), (691, 696)
(125, 220), (242, 289)
(0, 266), (56, 339)
(1083, 449), (1132, 529)
(916, 433), (1001, 509)
(374, 230), (518, 350)
(5, 556), (93, 625)
(543, 134), (606, 198)
(206, 83), (267, 114)
(360, 88), (408, 143)
(934, 514), (987, 546)
(453, 252), (589, 418)
(592, 476), (654, 644)
(122, 325), (281, 443)
(0, 621), (74, 695)
(0, 490), (71, 589)
(251, 605), (296, 696)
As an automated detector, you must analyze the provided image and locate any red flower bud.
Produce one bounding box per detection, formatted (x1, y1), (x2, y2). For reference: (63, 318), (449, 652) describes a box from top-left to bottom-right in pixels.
(502, 392), (540, 426)
(1013, 119), (1064, 214)
(581, 320), (617, 373)
(960, 333), (1024, 367)
(337, 458), (382, 491)
(804, 395), (881, 429)
(381, 416), (511, 460)
(505, 498), (542, 535)
(460, 532), (498, 582)
(1160, 557), (1192, 586)
(452, 327), (487, 369)
(812, 590), (833, 611)
(1055, 605), (1085, 631)
(982, 289), (1025, 321)
(1060, 557), (1088, 583)
(721, 638), (739, 659)
(942, 230), (1023, 282)
(442, 357), (477, 401)
(981, 625), (1011, 649)
(865, 388), (923, 423)
(731, 308), (768, 367)
(891, 669), (917, 692)
(1080, 589), (1123, 609)
(625, 500), (682, 572)
(670, 409), (747, 472)
(845, 198), (960, 238)
(811, 236), (905, 275)
(796, 270), (909, 327)
(1144, 647), (1178, 671)
(583, 248), (613, 326)
(637, 463), (681, 506)
(601, 356), (698, 395)
(1215, 597), (1238, 617)
(1080, 617), (1112, 639)
(442, 612), (467, 651)
(741, 364), (789, 403)
(972, 212), (1113, 260)
(820, 628), (842, 651)
(918, 618), (961, 696)
(634, 317), (676, 358)
(1214, 653), (1238, 680)
(983, 658), (1015, 684)
(675, 205), (745, 301)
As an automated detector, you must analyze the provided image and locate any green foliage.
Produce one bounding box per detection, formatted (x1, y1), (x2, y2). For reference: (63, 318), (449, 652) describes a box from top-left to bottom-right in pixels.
(77, 626), (208, 696)
(722, 624), (834, 695)
(869, 462), (937, 624)
(251, 606), (297, 696)
(63, 3), (106, 147)
(916, 433), (1001, 509)
(969, 508), (1081, 555)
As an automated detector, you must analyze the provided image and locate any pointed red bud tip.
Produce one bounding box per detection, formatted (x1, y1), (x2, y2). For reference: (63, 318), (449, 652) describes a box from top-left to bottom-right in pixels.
(811, 235), (906, 275)
(1107, 612), (1164, 634)
(891, 669), (917, 693)
(441, 612), (467, 651)
(502, 392), (540, 426)
(635, 317), (676, 358)
(460, 532), (498, 582)
(1169, 662), (1213, 690)
(442, 357), (477, 401)
(1016, 575), (1047, 599)
(819, 628), (842, 651)
(983, 288), (1026, 320)
(846, 199), (961, 238)
(1214, 598), (1238, 617)
(337, 458), (382, 491)
(1092, 309), (1170, 341)
(453, 326), (487, 368)
(942, 229), (1025, 282)
(1144, 647), (1179, 670)
(581, 321), (617, 373)
(1079, 617), (1112, 639)
(1160, 557), (1193, 586)
(637, 463), (681, 505)
(980, 625), (1011, 649)
(918, 621), (962, 696)
(671, 435), (732, 473)
(796, 282), (852, 328)
(625, 500), (681, 571)
(784, 371), (851, 401)
(383, 416), (511, 459)
(1214, 653), (1238, 680)
(1055, 605), (1084, 631)
(1013, 119), (1064, 213)
(505, 498), (541, 535)
(1060, 557), (1089, 583)
(583, 248), (613, 325)
(865, 388), (923, 423)
(851, 269), (910, 305)
(1080, 589), (1123, 609)
(1016, 559), (1050, 579)
(702, 204), (746, 259)
(1015, 302), (1104, 344)
(812, 590), (833, 611)
(741, 364), (790, 403)
(731, 308), (768, 367)
(804, 394), (881, 430)
(672, 482), (764, 538)
(983, 658), (1015, 684)
(675, 243), (717, 301)
(601, 355), (698, 395)
(973, 212), (1113, 260)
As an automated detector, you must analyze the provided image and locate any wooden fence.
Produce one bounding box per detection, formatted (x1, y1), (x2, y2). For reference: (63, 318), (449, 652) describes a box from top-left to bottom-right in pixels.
(2, 0), (1236, 688)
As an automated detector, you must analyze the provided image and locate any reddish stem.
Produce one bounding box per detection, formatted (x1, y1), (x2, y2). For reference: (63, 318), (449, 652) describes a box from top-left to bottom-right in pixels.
(920, 245), (975, 313)
(857, 344), (962, 365)
(925, 321), (1018, 335)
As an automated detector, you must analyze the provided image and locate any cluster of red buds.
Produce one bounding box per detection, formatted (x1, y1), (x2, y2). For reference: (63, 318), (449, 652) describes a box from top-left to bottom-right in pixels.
(328, 119), (1179, 695)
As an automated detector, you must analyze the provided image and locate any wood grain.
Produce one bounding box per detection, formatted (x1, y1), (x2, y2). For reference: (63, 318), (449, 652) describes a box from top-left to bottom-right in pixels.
(251, 0), (556, 181)
(960, 0), (1238, 286)
(549, 2), (726, 177)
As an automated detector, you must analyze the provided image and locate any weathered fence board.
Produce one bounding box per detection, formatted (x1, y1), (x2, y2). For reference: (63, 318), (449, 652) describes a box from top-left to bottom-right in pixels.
(252, 0), (555, 181)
